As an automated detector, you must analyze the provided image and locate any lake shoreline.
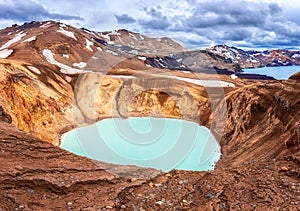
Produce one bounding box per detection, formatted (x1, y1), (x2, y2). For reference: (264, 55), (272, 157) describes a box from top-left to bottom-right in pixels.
(241, 65), (300, 80)
(60, 117), (221, 172)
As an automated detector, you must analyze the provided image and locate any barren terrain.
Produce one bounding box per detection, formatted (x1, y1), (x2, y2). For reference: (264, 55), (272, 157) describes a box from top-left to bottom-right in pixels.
(0, 21), (299, 210)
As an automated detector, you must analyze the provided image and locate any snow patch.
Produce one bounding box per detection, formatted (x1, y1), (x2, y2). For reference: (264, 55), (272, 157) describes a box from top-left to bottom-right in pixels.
(138, 56), (146, 61)
(247, 57), (259, 63)
(42, 49), (84, 74)
(28, 66), (41, 74)
(65, 76), (72, 83)
(107, 41), (115, 45)
(85, 38), (93, 52)
(106, 50), (118, 56)
(230, 48), (239, 54)
(97, 47), (103, 52)
(40, 22), (52, 28)
(108, 31), (121, 36)
(158, 75), (235, 87)
(57, 26), (77, 40)
(129, 33), (138, 40)
(231, 74), (238, 80)
(0, 49), (13, 58)
(100, 33), (110, 40)
(23, 36), (36, 43)
(139, 35), (145, 40)
(129, 49), (139, 55)
(292, 54), (300, 59)
(62, 54), (69, 58)
(223, 52), (234, 60)
(155, 58), (166, 67)
(110, 75), (136, 80)
(0, 32), (26, 50)
(82, 28), (95, 35)
(72, 62), (87, 68)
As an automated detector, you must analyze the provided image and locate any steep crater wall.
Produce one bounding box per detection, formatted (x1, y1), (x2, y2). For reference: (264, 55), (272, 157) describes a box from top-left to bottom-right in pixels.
(74, 73), (215, 126)
(213, 79), (300, 166)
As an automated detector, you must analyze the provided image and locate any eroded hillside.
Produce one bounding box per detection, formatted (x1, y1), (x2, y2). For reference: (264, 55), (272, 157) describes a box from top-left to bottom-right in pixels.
(0, 59), (74, 144)
(0, 85), (299, 210)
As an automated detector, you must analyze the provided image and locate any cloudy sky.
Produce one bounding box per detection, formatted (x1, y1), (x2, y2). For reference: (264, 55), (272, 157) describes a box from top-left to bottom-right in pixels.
(1, 0), (300, 50)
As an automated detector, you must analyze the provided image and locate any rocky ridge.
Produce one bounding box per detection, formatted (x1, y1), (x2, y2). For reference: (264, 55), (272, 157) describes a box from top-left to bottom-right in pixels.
(208, 44), (300, 68)
(1, 21), (299, 76)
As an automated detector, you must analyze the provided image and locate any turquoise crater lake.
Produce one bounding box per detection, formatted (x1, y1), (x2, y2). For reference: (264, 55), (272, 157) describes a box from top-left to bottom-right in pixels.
(60, 117), (221, 172)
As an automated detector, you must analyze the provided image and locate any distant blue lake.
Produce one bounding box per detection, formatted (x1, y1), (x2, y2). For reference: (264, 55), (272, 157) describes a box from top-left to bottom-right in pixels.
(242, 65), (300, 80)
(60, 117), (221, 172)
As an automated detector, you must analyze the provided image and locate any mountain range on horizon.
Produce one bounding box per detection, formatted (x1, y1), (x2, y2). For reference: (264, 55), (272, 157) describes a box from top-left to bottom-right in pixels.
(0, 20), (300, 75)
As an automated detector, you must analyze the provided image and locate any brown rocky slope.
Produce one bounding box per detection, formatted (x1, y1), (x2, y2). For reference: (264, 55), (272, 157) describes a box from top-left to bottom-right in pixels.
(214, 78), (300, 165)
(0, 59), (74, 144)
(0, 77), (299, 210)
(0, 58), (233, 145)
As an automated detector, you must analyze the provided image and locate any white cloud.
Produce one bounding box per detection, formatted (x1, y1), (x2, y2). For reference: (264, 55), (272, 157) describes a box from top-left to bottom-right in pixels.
(1, 0), (300, 49)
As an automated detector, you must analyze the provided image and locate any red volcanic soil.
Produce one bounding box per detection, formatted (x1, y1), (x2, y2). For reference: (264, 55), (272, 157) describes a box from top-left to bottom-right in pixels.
(0, 77), (299, 210)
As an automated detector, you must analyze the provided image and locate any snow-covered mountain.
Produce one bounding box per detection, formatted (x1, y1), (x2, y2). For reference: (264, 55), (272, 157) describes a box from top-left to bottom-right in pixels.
(0, 21), (187, 76)
(2, 21), (298, 77)
(1, 21), (300, 76)
(207, 44), (300, 68)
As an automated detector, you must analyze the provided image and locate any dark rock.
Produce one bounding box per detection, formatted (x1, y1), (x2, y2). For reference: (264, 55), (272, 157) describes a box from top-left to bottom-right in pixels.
(205, 193), (214, 199)
(0, 106), (12, 124)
